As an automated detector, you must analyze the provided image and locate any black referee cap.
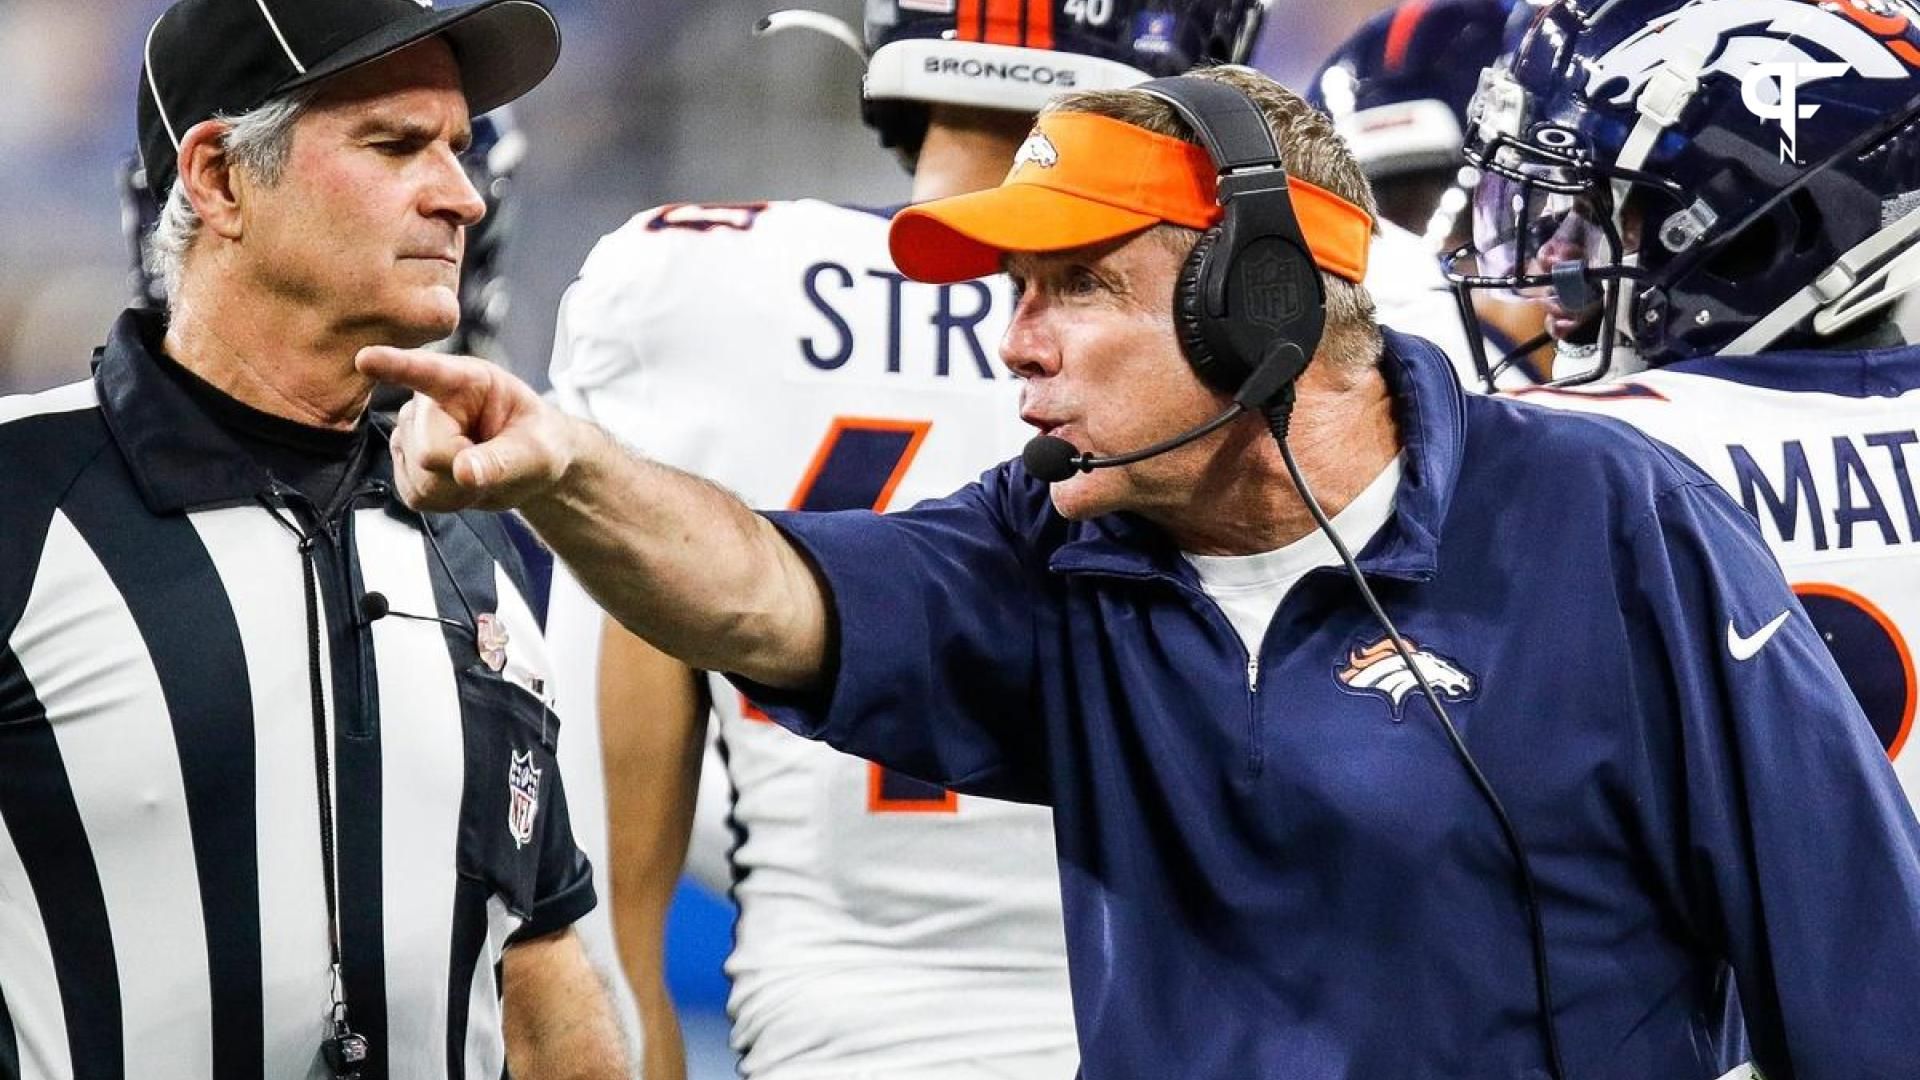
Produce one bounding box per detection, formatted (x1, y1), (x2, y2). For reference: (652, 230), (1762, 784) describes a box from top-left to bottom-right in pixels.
(138, 0), (561, 195)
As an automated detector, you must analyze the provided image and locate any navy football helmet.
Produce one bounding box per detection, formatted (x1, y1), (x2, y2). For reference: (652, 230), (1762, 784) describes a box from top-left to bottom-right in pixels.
(119, 155), (167, 313)
(448, 109), (525, 362)
(1306, 0), (1516, 183)
(119, 110), (524, 363)
(1301, 0), (1516, 252)
(761, 0), (1272, 168)
(1278, 0), (1552, 383)
(1447, 0), (1920, 386)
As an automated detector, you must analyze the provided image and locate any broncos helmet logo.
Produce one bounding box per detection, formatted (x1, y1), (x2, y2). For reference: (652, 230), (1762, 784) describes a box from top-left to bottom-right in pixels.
(1586, 0), (1915, 109)
(1337, 638), (1479, 719)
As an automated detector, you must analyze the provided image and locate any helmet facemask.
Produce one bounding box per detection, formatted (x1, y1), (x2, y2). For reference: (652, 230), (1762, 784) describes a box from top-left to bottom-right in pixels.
(1450, 0), (1920, 391)
(1447, 126), (1686, 387)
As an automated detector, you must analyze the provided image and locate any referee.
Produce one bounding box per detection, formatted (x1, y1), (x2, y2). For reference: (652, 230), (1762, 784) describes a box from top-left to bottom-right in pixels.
(0, 1), (624, 1078)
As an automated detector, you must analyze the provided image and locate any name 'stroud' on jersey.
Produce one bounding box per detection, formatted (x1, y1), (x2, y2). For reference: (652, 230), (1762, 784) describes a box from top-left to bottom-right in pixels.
(1728, 427), (1920, 553)
(800, 259), (1012, 380)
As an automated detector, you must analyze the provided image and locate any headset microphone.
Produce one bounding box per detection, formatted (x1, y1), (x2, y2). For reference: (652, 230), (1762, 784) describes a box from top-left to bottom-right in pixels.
(357, 591), (391, 624)
(1020, 436), (1083, 484)
(1021, 341), (1305, 483)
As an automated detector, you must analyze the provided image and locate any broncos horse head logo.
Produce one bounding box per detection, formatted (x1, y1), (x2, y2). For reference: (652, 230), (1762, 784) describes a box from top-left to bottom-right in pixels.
(1586, 0), (1915, 109)
(1012, 131), (1061, 171)
(1336, 638), (1478, 720)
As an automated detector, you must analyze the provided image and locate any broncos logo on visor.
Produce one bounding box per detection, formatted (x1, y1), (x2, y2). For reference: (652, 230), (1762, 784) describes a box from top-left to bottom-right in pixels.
(1012, 131), (1061, 171)
(1337, 638), (1479, 719)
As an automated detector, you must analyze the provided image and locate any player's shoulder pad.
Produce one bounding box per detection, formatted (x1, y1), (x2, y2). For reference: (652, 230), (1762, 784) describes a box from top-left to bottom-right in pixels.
(638, 199), (896, 226)
(577, 198), (889, 284)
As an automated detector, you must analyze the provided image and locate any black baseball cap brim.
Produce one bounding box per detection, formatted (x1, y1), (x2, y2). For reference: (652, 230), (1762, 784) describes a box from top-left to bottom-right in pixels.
(139, 0), (560, 195)
(279, 0), (559, 119)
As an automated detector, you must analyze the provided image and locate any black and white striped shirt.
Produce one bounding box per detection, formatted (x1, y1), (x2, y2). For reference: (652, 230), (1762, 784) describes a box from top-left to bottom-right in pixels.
(0, 310), (594, 1080)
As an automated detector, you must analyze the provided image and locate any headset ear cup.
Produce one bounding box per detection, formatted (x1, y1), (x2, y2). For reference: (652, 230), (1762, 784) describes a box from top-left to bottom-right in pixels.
(1175, 227), (1224, 388)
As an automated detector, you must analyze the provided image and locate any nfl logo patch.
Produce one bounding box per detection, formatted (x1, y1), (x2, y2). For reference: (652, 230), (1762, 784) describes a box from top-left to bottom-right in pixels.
(1132, 11), (1175, 56)
(1243, 248), (1306, 328)
(508, 750), (542, 849)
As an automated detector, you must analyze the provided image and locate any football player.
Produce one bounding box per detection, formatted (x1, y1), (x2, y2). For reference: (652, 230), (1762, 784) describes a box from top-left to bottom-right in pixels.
(1455, 0), (1920, 817)
(542, 4), (1271, 1078)
(1292, 0), (1552, 385)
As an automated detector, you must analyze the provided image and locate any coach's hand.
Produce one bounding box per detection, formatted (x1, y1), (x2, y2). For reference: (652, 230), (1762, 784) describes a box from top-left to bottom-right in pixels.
(357, 346), (578, 513)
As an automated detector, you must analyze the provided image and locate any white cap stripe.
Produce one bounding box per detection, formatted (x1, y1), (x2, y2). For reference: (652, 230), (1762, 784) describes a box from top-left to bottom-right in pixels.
(253, 0), (308, 75)
(144, 13), (181, 151)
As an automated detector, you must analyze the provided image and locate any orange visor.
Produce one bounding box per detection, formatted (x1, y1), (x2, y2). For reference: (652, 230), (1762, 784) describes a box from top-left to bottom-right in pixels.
(890, 111), (1375, 286)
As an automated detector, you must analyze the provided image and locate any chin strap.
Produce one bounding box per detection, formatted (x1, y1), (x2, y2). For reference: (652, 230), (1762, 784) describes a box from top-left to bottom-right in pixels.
(754, 9), (867, 60)
(1811, 228), (1920, 340)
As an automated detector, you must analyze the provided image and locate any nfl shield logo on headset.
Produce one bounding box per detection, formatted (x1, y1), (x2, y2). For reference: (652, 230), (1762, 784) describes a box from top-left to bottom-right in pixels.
(1244, 247), (1307, 328)
(508, 750), (542, 849)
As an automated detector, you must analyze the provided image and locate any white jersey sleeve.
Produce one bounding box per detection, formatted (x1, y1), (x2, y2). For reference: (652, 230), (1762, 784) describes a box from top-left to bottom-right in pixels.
(548, 199), (1075, 1080)
(1514, 359), (1920, 815)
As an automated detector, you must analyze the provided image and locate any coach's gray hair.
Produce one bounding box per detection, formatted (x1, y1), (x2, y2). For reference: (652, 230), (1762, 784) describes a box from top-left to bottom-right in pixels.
(145, 89), (317, 304)
(1040, 65), (1384, 371)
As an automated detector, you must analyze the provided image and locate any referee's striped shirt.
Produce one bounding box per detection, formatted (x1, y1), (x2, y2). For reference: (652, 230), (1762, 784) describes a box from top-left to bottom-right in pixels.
(0, 311), (595, 1080)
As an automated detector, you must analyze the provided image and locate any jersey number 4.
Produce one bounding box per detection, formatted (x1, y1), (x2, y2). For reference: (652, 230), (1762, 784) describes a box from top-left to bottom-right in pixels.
(741, 417), (960, 814)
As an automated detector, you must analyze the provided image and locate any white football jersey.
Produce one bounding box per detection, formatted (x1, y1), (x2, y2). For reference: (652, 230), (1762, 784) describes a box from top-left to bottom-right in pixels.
(1513, 355), (1920, 811)
(547, 199), (1075, 1080)
(1368, 220), (1533, 391)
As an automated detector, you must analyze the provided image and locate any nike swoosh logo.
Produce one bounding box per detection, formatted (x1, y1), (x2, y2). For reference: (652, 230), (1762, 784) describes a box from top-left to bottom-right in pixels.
(1727, 610), (1792, 661)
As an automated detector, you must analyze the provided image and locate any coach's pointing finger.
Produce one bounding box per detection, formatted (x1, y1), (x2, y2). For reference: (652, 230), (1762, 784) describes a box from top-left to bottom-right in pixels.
(360, 346), (579, 512)
(357, 346), (493, 421)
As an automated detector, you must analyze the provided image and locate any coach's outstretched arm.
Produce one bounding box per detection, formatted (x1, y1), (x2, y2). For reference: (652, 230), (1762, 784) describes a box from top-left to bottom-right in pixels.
(357, 346), (831, 690)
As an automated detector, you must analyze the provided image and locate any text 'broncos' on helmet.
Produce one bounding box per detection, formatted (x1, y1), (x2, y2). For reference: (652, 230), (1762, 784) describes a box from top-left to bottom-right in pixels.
(762, 0), (1273, 169)
(1447, 0), (1920, 386)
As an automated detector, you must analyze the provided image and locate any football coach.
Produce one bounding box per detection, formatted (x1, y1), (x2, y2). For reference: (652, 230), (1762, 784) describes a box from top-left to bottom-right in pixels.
(0, 0), (626, 1077)
(363, 65), (1920, 1080)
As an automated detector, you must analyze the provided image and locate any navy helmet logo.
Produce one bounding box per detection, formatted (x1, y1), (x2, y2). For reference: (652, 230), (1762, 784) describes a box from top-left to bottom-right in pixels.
(1585, 0), (1918, 165)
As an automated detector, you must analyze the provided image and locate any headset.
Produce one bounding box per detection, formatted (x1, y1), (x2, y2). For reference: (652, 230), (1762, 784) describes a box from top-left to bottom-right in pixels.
(1023, 75), (1322, 479)
(1146, 75), (1325, 410)
(1030, 73), (1573, 1080)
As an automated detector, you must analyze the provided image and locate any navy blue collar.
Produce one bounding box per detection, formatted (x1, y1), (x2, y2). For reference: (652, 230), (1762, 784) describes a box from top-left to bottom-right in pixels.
(94, 307), (391, 516)
(833, 201), (904, 221)
(1663, 340), (1920, 398)
(1048, 329), (1466, 584)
